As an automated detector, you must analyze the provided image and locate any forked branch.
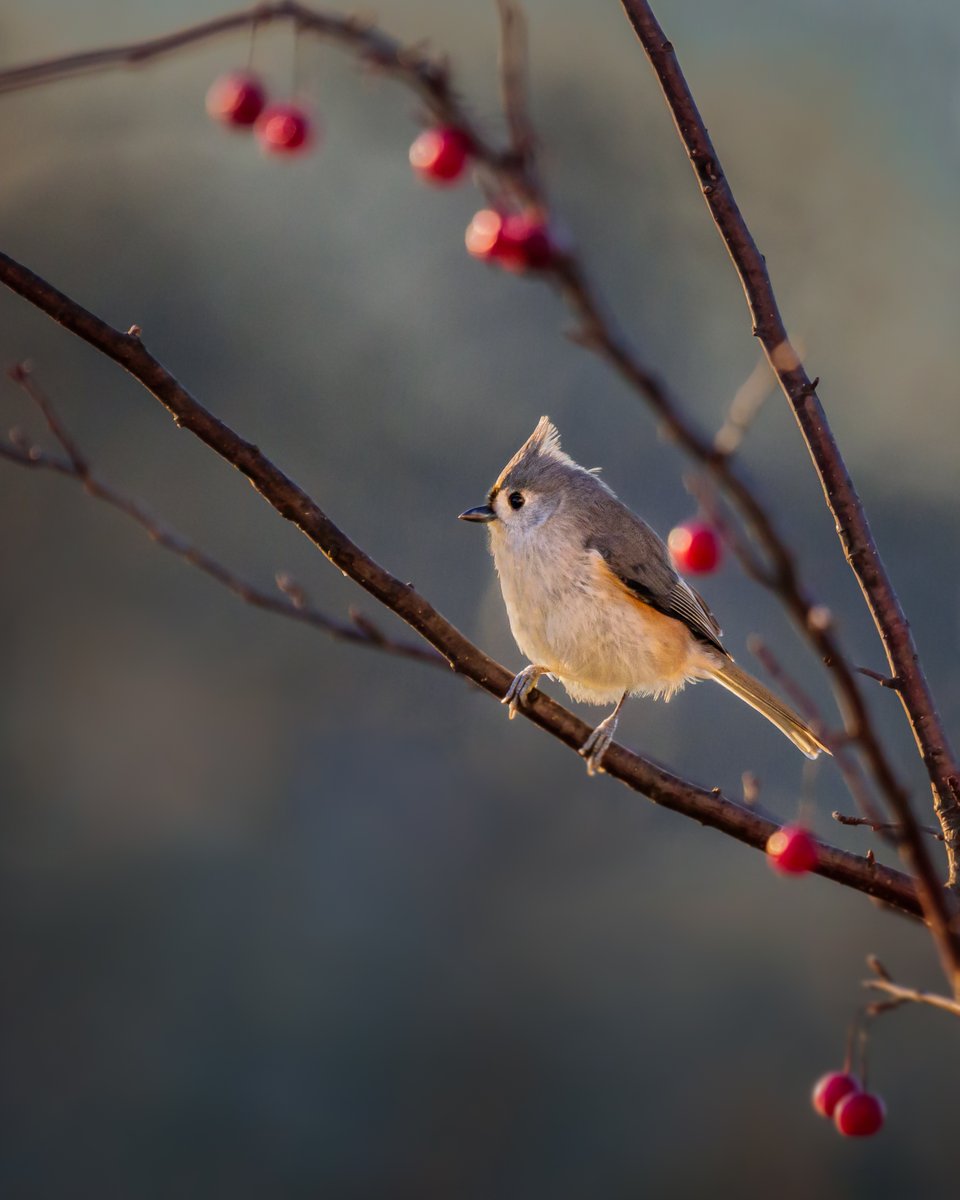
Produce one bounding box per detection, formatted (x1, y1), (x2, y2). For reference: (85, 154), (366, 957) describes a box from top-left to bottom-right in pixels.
(618, 0), (960, 883)
(617, 0), (960, 995)
(0, 248), (920, 920)
(0, 2), (932, 901)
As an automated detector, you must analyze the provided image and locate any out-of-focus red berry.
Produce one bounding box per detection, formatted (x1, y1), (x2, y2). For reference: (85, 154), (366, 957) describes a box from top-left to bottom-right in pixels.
(766, 825), (818, 875)
(834, 1090), (886, 1137)
(498, 212), (556, 271)
(255, 104), (313, 154)
(812, 1072), (860, 1118)
(668, 520), (721, 574)
(465, 209), (556, 271)
(206, 72), (267, 127)
(409, 126), (471, 183)
(465, 209), (508, 260)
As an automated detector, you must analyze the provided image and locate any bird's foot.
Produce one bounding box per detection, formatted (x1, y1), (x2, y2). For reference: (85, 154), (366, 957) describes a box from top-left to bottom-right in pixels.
(578, 714), (619, 776)
(502, 665), (547, 719)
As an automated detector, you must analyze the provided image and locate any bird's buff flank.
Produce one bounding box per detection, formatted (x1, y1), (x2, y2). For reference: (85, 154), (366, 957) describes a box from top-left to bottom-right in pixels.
(459, 417), (829, 774)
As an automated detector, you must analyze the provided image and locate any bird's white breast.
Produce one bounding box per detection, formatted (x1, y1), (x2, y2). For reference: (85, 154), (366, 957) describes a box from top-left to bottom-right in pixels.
(490, 519), (697, 705)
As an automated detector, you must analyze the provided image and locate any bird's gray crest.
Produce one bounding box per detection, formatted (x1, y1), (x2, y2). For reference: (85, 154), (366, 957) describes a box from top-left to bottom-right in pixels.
(491, 416), (586, 496)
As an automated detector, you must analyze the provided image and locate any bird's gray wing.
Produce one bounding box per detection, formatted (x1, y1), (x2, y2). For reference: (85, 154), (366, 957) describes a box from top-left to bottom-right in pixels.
(585, 500), (726, 656)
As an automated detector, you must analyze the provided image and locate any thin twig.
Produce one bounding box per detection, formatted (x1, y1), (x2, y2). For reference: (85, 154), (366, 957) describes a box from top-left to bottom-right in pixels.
(714, 354), (777, 457)
(864, 978), (960, 1019)
(618, 0), (960, 992)
(2, 369), (442, 667)
(750, 635), (899, 843)
(0, 248), (923, 920)
(494, 0), (537, 177)
(683, 471), (770, 583)
(747, 635), (827, 732)
(856, 665), (902, 692)
(833, 811), (945, 843)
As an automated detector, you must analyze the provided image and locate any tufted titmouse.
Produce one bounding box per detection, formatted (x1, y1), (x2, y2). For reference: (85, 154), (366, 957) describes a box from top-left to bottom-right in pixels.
(460, 417), (829, 774)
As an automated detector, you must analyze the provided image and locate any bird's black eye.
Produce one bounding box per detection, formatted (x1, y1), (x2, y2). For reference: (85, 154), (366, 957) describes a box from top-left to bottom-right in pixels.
(508, 491), (525, 510)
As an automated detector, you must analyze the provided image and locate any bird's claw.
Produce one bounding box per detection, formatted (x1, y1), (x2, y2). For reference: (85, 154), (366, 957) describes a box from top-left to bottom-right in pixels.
(502, 665), (546, 719)
(578, 718), (618, 776)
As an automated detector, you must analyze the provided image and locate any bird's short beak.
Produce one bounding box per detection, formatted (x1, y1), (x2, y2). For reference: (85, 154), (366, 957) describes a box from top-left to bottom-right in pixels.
(458, 504), (496, 523)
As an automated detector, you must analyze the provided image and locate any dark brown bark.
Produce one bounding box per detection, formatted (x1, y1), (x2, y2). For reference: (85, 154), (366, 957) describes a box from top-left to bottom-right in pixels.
(0, 248), (920, 920)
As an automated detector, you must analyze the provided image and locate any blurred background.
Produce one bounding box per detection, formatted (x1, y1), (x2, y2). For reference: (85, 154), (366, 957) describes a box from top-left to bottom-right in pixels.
(2, 0), (960, 1195)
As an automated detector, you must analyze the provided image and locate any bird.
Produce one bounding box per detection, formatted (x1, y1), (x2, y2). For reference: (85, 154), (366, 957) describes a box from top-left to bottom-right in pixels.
(459, 416), (829, 774)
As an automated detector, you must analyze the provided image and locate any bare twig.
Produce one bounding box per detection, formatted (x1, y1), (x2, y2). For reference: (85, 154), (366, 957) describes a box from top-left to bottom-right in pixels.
(2, 369), (443, 667)
(856, 665), (902, 692)
(747, 635), (827, 734)
(683, 471), (770, 582)
(864, 973), (960, 1019)
(833, 811), (945, 843)
(494, 0), (537, 176)
(618, 0), (960, 992)
(864, 955), (960, 1012)
(751, 635), (910, 849)
(619, 0), (955, 892)
(714, 354), (777, 457)
(0, 248), (923, 920)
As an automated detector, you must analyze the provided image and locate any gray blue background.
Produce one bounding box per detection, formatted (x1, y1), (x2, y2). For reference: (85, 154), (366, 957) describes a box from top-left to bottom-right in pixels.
(2, 1), (960, 1196)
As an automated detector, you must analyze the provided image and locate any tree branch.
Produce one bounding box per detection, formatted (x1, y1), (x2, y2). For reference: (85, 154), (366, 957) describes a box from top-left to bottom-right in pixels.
(617, 0), (960, 992)
(0, 248), (922, 920)
(1, 367), (443, 667)
(0, 4), (924, 902)
(864, 978), (960, 1019)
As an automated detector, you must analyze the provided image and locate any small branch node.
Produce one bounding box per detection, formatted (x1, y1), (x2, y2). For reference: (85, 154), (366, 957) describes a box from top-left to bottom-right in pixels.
(807, 604), (833, 632)
(7, 360), (32, 383)
(275, 571), (307, 608)
(349, 607), (386, 644)
(867, 954), (892, 981)
(855, 664), (902, 691)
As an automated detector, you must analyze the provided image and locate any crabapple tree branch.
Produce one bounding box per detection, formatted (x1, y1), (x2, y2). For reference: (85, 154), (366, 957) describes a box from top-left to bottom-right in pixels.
(617, 0), (960, 1002)
(618, 0), (960, 889)
(864, 978), (960, 1020)
(0, 248), (922, 921)
(0, 4), (929, 901)
(1, 4), (956, 999)
(1, 367), (442, 668)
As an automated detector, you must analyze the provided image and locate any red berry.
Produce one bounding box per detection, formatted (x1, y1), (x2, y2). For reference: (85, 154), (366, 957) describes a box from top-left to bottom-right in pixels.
(206, 72), (266, 128)
(465, 209), (556, 272)
(409, 126), (471, 183)
(500, 212), (556, 272)
(834, 1090), (886, 1137)
(255, 104), (313, 155)
(668, 521), (721, 574)
(812, 1072), (860, 1118)
(465, 209), (508, 261)
(766, 825), (818, 875)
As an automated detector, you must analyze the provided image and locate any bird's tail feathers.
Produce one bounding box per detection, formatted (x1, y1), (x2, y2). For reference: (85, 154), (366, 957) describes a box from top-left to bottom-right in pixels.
(703, 659), (830, 760)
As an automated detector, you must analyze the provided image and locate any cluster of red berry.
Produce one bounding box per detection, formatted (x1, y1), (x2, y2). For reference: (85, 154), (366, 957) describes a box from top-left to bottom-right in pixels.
(206, 85), (556, 272)
(408, 125), (557, 273)
(812, 1070), (886, 1137)
(206, 72), (312, 154)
